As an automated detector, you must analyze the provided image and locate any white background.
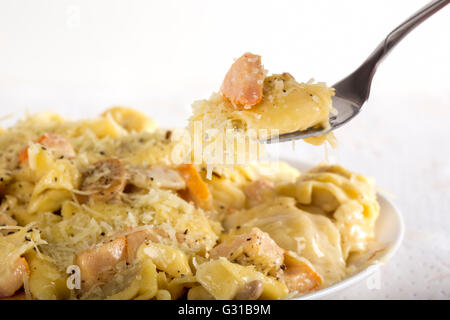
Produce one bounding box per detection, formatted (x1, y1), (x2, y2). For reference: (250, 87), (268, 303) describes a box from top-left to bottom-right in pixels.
(1, 0), (449, 299)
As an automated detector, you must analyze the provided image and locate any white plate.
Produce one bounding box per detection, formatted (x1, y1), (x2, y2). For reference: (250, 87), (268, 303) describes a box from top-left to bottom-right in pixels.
(283, 160), (405, 300)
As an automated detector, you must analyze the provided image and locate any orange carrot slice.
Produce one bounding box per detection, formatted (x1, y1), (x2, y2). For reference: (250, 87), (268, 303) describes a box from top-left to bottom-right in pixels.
(178, 164), (212, 210)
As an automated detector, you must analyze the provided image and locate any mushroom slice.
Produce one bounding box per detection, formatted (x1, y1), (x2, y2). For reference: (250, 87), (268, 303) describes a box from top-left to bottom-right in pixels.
(80, 158), (126, 202)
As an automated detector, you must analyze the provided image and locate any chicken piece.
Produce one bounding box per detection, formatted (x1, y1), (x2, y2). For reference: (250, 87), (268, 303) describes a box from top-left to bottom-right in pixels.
(0, 212), (18, 236)
(19, 133), (75, 165)
(177, 164), (212, 210)
(220, 52), (265, 107)
(80, 158), (126, 202)
(0, 257), (29, 298)
(281, 251), (322, 294)
(210, 228), (284, 275)
(125, 228), (170, 263)
(127, 166), (186, 191)
(244, 179), (275, 206)
(75, 237), (127, 290)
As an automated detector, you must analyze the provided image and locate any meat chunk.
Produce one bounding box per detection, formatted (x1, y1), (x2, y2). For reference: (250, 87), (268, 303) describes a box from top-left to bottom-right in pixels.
(0, 257), (29, 298)
(210, 228), (284, 275)
(75, 237), (127, 290)
(19, 133), (75, 165)
(80, 158), (126, 202)
(281, 251), (322, 294)
(127, 166), (186, 190)
(125, 228), (169, 263)
(220, 52), (265, 107)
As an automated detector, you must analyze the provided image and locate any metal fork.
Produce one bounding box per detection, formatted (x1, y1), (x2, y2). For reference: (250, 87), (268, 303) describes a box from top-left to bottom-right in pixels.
(271, 0), (449, 143)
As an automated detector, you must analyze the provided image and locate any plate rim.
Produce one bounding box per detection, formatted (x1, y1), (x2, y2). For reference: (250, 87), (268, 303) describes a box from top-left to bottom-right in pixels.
(280, 159), (405, 300)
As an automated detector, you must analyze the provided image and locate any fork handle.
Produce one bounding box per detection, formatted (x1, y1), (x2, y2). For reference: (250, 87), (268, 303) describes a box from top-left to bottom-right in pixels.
(334, 0), (449, 105)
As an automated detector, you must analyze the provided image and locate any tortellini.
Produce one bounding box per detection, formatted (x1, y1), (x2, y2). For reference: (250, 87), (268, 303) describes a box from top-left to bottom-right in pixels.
(0, 107), (380, 300)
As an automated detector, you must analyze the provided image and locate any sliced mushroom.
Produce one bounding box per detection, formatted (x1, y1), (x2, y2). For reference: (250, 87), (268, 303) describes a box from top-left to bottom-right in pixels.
(234, 280), (263, 300)
(80, 158), (126, 202)
(127, 165), (186, 191)
(220, 52), (265, 107)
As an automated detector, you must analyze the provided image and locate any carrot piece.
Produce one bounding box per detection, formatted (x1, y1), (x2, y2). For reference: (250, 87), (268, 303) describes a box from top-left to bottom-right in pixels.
(18, 148), (29, 166)
(177, 164), (212, 210)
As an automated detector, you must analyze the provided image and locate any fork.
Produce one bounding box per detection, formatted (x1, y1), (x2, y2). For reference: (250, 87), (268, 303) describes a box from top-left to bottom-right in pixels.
(271, 0), (449, 143)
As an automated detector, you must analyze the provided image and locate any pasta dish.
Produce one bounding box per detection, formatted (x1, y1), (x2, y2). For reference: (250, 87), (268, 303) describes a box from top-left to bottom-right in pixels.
(0, 53), (380, 300)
